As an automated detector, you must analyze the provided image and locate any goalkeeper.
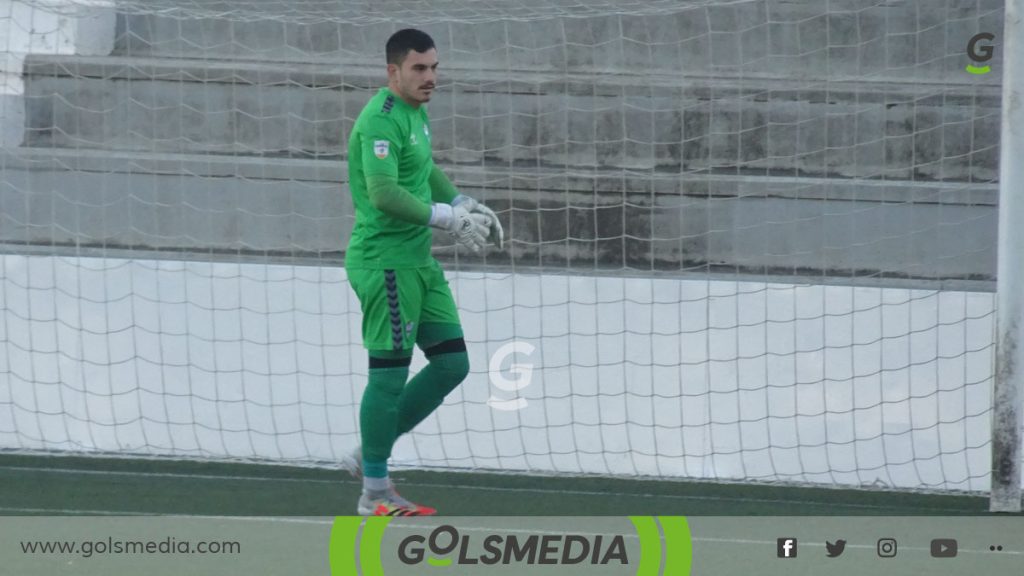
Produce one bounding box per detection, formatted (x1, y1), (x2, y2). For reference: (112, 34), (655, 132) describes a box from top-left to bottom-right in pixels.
(341, 28), (503, 516)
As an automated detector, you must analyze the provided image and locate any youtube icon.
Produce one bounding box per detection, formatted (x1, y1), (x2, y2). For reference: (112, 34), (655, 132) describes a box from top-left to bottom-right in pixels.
(930, 539), (958, 558)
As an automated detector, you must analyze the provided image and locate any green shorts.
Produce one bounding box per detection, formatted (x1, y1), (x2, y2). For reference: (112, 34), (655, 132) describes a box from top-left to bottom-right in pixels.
(346, 260), (462, 351)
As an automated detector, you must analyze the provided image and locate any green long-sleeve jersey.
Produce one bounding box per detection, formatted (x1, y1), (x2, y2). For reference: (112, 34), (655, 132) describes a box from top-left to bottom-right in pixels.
(345, 87), (453, 269)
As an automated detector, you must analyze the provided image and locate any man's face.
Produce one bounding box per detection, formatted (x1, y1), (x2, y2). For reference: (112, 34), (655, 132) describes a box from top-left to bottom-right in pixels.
(389, 48), (438, 105)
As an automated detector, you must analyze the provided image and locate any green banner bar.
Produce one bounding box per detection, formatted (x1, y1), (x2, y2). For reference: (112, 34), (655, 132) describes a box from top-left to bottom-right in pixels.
(359, 517), (392, 576)
(329, 517), (363, 576)
(658, 517), (692, 576)
(3, 516), (1024, 576)
(629, 516), (663, 576)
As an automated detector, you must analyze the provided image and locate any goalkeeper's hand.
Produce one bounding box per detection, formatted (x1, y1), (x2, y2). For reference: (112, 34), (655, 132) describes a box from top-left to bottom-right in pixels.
(451, 194), (504, 250)
(429, 203), (490, 254)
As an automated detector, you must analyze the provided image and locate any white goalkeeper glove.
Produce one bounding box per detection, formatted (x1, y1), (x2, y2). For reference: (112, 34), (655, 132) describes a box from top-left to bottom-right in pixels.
(429, 203), (489, 254)
(451, 194), (504, 250)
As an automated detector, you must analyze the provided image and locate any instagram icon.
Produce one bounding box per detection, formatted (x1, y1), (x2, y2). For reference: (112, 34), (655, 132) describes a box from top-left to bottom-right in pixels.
(877, 538), (897, 558)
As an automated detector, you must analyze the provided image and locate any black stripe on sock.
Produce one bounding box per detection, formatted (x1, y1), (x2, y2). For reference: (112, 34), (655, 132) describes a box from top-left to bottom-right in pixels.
(423, 337), (467, 358)
(369, 355), (412, 369)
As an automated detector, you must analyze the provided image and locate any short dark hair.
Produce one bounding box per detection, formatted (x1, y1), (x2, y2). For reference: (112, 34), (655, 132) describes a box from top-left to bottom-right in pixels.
(386, 29), (435, 66)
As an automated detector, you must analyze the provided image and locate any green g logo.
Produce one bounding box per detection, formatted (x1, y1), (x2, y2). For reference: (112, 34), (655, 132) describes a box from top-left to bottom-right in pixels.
(966, 32), (995, 74)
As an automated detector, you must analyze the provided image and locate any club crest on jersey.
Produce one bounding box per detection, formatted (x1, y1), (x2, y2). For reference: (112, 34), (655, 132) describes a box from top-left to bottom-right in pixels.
(373, 140), (390, 159)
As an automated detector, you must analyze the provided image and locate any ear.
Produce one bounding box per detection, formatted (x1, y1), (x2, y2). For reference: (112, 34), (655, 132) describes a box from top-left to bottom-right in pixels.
(386, 62), (399, 78)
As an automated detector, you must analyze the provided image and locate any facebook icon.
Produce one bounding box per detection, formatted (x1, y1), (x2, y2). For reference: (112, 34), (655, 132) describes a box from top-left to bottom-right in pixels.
(777, 538), (798, 558)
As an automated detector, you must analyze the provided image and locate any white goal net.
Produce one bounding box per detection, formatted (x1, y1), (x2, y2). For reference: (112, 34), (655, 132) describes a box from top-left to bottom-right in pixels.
(0, 0), (1012, 494)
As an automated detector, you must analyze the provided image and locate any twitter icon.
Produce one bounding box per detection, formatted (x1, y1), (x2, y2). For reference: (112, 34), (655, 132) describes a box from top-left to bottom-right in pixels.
(826, 540), (847, 558)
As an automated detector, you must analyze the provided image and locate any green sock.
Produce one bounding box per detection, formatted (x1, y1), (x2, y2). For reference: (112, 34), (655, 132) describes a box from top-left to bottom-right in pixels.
(396, 350), (470, 436)
(360, 352), (411, 478)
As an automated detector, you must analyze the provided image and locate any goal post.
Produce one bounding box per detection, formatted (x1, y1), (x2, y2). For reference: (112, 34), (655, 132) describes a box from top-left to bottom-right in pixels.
(991, 0), (1024, 513)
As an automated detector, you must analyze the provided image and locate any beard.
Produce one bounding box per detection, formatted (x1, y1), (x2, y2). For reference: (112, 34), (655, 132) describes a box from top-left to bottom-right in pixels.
(403, 79), (434, 102)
